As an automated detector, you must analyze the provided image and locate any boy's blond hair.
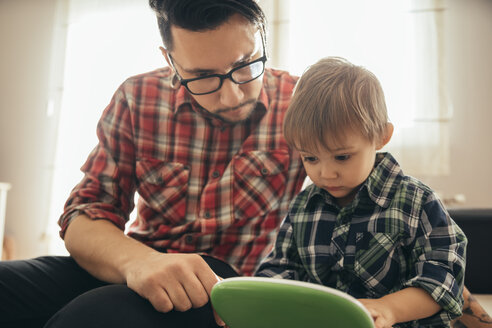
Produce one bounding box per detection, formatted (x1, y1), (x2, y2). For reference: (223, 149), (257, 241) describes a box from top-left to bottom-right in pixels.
(284, 57), (389, 152)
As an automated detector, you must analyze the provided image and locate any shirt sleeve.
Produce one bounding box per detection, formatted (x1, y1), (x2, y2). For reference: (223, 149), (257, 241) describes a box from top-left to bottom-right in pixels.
(58, 83), (137, 237)
(403, 193), (467, 324)
(254, 211), (307, 280)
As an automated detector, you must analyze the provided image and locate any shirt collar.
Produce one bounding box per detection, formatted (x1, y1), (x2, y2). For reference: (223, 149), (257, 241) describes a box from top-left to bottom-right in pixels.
(305, 184), (336, 209)
(364, 152), (404, 209)
(173, 85), (193, 113)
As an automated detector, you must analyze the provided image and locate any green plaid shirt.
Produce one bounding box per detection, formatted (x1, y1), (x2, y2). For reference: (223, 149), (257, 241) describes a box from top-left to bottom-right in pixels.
(256, 152), (466, 327)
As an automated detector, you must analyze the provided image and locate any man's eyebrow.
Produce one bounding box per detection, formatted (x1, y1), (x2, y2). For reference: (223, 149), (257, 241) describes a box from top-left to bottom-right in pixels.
(178, 49), (256, 76)
(183, 67), (215, 75)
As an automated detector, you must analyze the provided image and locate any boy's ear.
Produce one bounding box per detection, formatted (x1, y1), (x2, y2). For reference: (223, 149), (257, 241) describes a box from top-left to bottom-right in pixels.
(376, 122), (394, 150)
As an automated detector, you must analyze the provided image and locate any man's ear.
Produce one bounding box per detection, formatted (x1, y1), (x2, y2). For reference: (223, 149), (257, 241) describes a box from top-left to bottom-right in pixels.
(160, 46), (172, 68)
(160, 46), (180, 89)
(376, 122), (394, 150)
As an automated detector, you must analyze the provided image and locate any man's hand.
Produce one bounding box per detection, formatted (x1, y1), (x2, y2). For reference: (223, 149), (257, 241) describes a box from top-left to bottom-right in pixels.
(125, 253), (217, 312)
(124, 252), (226, 326)
(64, 216), (226, 325)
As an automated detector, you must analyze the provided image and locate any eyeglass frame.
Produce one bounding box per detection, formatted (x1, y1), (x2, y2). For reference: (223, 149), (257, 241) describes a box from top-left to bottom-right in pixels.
(167, 35), (268, 96)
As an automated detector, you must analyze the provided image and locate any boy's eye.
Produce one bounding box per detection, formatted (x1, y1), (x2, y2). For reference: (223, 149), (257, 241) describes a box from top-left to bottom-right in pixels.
(335, 154), (350, 161)
(302, 156), (318, 163)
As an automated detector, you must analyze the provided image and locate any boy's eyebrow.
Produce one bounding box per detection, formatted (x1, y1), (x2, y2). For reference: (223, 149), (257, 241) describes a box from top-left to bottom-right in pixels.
(329, 146), (355, 152)
(299, 146), (355, 153)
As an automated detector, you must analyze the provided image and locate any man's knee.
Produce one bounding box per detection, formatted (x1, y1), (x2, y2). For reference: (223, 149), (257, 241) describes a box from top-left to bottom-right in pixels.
(45, 284), (217, 328)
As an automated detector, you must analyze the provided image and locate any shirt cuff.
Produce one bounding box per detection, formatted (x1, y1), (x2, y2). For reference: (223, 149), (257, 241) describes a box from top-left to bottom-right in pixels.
(59, 205), (127, 238)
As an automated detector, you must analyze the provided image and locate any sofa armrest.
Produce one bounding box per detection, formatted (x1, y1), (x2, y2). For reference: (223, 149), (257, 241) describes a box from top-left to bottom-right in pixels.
(448, 208), (492, 294)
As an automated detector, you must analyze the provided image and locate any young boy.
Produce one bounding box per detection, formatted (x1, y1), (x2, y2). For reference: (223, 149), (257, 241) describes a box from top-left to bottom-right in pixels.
(255, 57), (467, 327)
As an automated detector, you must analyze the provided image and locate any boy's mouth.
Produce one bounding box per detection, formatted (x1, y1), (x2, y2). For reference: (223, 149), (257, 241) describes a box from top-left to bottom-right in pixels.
(325, 186), (343, 192)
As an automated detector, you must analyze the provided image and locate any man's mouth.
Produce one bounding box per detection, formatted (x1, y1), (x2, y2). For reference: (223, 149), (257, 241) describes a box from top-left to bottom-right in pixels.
(215, 99), (256, 114)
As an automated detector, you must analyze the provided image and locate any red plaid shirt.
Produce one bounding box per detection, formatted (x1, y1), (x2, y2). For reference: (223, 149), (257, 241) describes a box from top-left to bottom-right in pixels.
(59, 67), (306, 275)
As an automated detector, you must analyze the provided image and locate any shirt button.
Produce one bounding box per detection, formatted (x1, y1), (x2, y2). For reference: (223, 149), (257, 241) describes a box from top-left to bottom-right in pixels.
(204, 211), (211, 219)
(260, 168), (269, 176)
(184, 234), (194, 244)
(211, 171), (220, 178)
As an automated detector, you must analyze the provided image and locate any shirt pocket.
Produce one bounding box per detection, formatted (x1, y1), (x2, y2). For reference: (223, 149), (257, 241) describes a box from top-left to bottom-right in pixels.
(232, 150), (290, 219)
(135, 158), (189, 224)
(354, 232), (401, 297)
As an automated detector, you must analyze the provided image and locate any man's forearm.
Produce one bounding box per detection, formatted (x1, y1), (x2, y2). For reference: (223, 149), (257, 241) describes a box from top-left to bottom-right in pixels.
(452, 287), (492, 328)
(64, 214), (157, 283)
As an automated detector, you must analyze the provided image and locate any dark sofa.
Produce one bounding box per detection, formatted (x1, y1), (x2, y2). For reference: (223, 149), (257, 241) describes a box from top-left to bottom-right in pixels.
(448, 208), (492, 294)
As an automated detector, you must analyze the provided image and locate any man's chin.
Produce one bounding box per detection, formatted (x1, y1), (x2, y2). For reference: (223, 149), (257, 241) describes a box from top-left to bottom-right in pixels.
(215, 103), (257, 124)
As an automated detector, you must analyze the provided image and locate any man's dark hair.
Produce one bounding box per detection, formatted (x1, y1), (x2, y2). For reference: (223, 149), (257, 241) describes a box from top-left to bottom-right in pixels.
(149, 0), (267, 51)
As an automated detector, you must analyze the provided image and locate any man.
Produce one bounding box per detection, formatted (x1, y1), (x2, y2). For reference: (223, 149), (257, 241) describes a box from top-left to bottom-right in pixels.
(0, 1), (305, 327)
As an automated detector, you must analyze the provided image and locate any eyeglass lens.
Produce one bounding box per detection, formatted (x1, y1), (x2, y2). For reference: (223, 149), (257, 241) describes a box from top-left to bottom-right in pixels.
(186, 60), (265, 95)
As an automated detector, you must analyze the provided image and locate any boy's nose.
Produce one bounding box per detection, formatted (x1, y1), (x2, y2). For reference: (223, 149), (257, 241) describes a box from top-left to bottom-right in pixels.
(320, 166), (337, 179)
(219, 79), (243, 108)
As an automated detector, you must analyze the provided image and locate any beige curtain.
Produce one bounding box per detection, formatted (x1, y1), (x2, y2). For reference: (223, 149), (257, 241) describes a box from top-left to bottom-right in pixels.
(388, 0), (451, 176)
(261, 0), (451, 176)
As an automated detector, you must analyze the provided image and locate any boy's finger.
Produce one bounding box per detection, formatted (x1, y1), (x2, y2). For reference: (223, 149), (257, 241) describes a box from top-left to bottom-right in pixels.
(212, 275), (225, 325)
(213, 309), (226, 326)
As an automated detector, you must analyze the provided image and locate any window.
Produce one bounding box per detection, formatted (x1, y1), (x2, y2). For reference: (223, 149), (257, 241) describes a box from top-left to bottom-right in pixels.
(47, 0), (163, 254)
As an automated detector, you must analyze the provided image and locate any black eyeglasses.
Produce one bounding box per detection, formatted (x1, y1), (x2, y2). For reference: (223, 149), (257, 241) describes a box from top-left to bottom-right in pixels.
(168, 38), (267, 95)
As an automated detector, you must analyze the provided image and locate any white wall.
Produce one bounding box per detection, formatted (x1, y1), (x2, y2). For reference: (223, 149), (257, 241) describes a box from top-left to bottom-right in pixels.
(417, 0), (492, 208)
(0, 0), (491, 259)
(0, 0), (60, 259)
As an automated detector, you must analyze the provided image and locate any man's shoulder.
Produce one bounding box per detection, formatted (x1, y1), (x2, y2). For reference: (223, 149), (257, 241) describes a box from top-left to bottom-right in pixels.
(124, 66), (173, 85)
(264, 67), (298, 81)
(114, 67), (177, 104)
(264, 68), (299, 89)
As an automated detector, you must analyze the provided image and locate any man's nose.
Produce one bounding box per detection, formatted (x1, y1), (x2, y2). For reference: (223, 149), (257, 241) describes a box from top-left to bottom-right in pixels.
(219, 78), (243, 108)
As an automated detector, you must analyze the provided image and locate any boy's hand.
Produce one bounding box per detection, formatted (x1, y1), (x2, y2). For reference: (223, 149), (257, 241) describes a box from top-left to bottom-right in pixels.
(358, 298), (397, 328)
(212, 275), (226, 326)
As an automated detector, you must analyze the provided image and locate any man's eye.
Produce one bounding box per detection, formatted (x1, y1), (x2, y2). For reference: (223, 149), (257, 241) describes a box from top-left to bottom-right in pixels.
(335, 154), (350, 161)
(303, 156), (318, 163)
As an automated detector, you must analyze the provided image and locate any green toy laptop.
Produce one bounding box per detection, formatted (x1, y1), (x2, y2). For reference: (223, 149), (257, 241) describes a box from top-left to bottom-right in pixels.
(211, 277), (375, 328)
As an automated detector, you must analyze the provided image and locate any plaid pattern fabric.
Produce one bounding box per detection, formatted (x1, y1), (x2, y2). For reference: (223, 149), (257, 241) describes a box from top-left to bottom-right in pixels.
(256, 152), (467, 327)
(59, 67), (306, 276)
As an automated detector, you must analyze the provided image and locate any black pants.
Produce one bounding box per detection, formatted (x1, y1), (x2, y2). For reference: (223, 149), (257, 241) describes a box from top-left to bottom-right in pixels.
(0, 255), (238, 328)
